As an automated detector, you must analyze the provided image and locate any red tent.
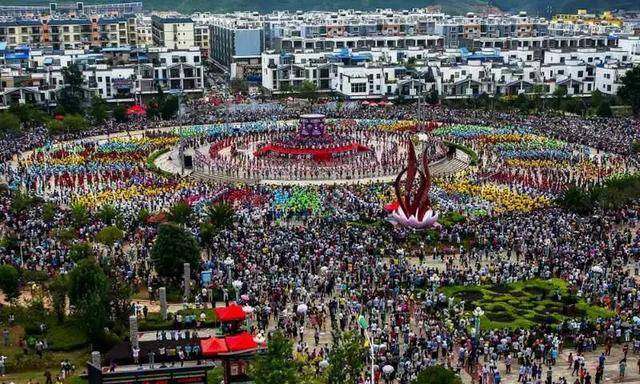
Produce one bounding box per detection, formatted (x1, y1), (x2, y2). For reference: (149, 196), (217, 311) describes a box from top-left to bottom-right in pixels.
(200, 337), (229, 356)
(127, 104), (146, 116)
(215, 304), (246, 322)
(225, 332), (258, 352)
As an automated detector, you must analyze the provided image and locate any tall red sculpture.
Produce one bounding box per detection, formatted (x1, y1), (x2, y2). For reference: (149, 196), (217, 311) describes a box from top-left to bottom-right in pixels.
(389, 141), (439, 229)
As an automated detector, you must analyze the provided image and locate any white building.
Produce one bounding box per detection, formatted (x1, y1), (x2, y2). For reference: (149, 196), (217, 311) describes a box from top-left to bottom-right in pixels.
(594, 63), (633, 95)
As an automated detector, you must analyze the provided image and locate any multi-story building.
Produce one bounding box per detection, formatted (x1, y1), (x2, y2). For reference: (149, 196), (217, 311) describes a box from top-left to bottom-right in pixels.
(0, 46), (205, 109)
(151, 15), (195, 50)
(594, 63), (634, 95)
(261, 44), (638, 100)
(209, 19), (263, 70)
(0, 14), (137, 50)
(136, 16), (153, 47)
(194, 23), (210, 58)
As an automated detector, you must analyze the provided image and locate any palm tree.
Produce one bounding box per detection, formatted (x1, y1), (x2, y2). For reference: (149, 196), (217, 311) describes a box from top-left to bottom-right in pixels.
(204, 201), (234, 229)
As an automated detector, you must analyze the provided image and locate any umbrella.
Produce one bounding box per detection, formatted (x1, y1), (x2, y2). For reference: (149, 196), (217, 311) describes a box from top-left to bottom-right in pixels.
(591, 266), (604, 274)
(296, 303), (308, 314)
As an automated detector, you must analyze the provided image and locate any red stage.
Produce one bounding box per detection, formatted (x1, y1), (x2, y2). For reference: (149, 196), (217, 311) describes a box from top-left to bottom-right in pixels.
(254, 143), (369, 161)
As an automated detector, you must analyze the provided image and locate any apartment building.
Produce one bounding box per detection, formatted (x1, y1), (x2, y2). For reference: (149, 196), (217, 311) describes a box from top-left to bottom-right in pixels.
(0, 14), (137, 50)
(151, 15), (195, 50)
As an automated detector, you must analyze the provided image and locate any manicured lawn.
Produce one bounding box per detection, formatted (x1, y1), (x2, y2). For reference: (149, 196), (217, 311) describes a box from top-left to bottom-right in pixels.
(441, 278), (615, 330)
(1, 323), (89, 384)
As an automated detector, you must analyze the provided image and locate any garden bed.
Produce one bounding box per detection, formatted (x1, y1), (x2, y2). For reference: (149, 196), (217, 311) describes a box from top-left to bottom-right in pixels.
(441, 278), (615, 330)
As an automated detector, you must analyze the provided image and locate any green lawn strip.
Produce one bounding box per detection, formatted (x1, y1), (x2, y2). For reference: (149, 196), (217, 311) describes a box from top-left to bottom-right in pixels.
(139, 308), (218, 331)
(146, 148), (173, 178)
(443, 140), (479, 165)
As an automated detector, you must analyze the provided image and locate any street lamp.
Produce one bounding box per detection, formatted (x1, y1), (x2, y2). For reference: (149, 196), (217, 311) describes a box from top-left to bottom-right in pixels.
(232, 280), (243, 302)
(242, 305), (254, 329)
(430, 273), (440, 294)
(473, 306), (484, 341)
(223, 257), (234, 284)
(382, 365), (395, 384)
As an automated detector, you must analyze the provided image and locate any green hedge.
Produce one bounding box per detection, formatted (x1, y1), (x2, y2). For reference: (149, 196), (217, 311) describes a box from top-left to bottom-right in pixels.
(139, 308), (218, 331)
(146, 148), (174, 178)
(443, 140), (479, 165)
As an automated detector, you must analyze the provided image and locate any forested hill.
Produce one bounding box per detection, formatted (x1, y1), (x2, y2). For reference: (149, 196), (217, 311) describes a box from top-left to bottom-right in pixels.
(4, 0), (639, 16)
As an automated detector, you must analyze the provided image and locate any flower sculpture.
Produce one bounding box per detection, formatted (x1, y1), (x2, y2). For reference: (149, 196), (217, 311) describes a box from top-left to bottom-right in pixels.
(389, 141), (439, 229)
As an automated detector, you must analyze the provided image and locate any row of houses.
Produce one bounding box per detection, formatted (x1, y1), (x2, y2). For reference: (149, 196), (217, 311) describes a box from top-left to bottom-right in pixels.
(0, 45), (204, 109)
(260, 45), (637, 99)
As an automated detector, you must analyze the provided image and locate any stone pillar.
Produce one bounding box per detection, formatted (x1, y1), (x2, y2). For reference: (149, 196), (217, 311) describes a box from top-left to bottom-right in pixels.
(91, 351), (101, 367)
(183, 263), (191, 301)
(207, 288), (214, 308)
(129, 315), (139, 349)
(159, 287), (168, 321)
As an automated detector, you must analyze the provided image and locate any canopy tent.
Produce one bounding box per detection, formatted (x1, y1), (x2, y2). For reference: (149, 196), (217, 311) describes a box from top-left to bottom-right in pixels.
(127, 104), (146, 116)
(215, 304), (246, 322)
(225, 332), (258, 352)
(200, 337), (229, 357)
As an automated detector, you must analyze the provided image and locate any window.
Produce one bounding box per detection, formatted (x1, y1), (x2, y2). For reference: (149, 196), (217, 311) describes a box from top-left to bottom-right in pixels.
(578, 71), (583, 78)
(350, 83), (366, 93)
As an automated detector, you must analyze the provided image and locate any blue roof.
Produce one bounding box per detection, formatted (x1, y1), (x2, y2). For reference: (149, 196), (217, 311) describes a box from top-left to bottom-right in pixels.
(102, 47), (132, 53)
(5, 52), (29, 60)
(331, 48), (370, 61)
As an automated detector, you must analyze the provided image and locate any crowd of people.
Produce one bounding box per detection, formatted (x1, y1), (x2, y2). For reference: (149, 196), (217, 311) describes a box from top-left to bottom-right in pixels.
(0, 97), (639, 384)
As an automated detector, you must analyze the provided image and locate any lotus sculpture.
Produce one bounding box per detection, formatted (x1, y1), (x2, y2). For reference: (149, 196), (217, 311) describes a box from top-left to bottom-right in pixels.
(388, 141), (439, 229)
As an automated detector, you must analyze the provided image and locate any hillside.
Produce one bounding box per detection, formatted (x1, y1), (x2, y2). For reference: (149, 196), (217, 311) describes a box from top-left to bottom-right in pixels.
(2, 0), (637, 16)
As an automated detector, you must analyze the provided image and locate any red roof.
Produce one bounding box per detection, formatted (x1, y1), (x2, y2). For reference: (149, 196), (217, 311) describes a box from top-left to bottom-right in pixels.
(225, 332), (258, 352)
(214, 304), (246, 322)
(200, 337), (229, 356)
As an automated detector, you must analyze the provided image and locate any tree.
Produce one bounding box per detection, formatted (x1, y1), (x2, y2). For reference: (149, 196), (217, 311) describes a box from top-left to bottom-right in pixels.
(10, 191), (34, 214)
(68, 259), (110, 339)
(0, 112), (20, 136)
(250, 331), (298, 384)
(59, 63), (86, 114)
(90, 96), (109, 124)
(552, 86), (567, 110)
(230, 79), (249, 95)
(298, 80), (318, 100)
(69, 241), (94, 262)
(596, 100), (613, 117)
(168, 200), (193, 225)
(146, 99), (161, 119)
(591, 89), (604, 109)
(9, 103), (48, 127)
(160, 96), (180, 120)
(204, 201), (234, 229)
(49, 275), (68, 323)
(70, 202), (89, 228)
(412, 366), (462, 384)
(42, 202), (58, 222)
(96, 226), (124, 249)
(0, 265), (20, 301)
(618, 66), (640, 115)
(97, 204), (120, 225)
(113, 105), (128, 123)
(326, 331), (368, 384)
(62, 114), (88, 133)
(151, 223), (200, 284)
(558, 187), (593, 215)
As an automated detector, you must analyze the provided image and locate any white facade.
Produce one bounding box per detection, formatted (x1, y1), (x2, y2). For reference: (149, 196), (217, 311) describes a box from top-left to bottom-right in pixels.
(595, 64), (633, 95)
